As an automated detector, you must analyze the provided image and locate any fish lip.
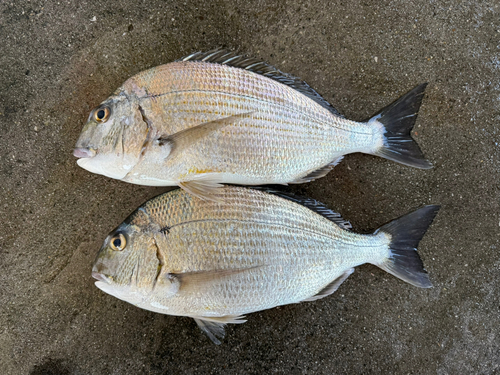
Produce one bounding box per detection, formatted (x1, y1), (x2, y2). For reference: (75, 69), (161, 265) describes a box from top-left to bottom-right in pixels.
(73, 147), (96, 159)
(92, 271), (110, 284)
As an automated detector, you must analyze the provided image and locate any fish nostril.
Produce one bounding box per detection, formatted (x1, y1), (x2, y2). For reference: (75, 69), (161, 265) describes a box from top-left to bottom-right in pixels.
(73, 147), (96, 158)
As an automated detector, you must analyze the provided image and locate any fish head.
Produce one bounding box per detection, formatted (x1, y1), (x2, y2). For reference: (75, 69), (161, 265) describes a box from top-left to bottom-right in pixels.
(92, 209), (161, 303)
(74, 91), (149, 181)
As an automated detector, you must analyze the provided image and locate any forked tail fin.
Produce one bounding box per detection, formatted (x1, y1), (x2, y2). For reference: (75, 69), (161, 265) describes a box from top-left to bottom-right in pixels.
(369, 83), (433, 169)
(374, 205), (440, 288)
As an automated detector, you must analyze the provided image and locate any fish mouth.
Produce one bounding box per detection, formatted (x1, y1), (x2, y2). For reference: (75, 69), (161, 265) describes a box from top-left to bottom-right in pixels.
(73, 147), (96, 159)
(92, 271), (111, 284)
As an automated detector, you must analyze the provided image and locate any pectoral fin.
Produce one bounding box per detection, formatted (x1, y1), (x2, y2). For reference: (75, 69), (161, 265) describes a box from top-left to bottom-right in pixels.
(302, 268), (354, 302)
(152, 267), (260, 307)
(160, 112), (254, 159)
(151, 272), (181, 297)
(193, 315), (247, 345)
(172, 266), (262, 294)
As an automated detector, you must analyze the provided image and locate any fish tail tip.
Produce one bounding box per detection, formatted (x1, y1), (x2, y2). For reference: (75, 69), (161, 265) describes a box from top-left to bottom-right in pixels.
(375, 205), (440, 288)
(368, 83), (433, 169)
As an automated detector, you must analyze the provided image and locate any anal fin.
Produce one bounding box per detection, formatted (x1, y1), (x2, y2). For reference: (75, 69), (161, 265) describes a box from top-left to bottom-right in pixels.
(193, 315), (247, 345)
(302, 268), (354, 302)
(291, 156), (344, 184)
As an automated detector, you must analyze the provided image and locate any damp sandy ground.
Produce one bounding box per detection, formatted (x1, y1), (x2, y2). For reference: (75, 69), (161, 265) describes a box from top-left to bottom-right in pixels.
(1, 1), (499, 374)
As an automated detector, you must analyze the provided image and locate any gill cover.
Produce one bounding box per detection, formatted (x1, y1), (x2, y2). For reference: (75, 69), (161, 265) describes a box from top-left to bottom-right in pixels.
(92, 210), (163, 300)
(74, 92), (149, 180)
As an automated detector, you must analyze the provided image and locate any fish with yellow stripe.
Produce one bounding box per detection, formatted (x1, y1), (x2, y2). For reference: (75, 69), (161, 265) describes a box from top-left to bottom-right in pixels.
(74, 50), (432, 199)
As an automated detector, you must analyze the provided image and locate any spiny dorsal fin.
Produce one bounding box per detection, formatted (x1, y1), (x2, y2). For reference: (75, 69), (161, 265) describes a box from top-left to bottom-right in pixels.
(179, 49), (342, 117)
(253, 187), (352, 230)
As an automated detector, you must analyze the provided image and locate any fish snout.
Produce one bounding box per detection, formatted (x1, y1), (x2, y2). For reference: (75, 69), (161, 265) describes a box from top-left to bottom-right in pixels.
(73, 147), (96, 159)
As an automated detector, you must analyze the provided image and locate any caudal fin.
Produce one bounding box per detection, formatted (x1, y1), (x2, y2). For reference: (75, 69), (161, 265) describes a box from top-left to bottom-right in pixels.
(369, 83), (433, 169)
(374, 205), (440, 288)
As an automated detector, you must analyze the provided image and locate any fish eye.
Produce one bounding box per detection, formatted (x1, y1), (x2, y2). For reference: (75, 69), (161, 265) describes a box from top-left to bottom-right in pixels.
(110, 233), (126, 251)
(94, 106), (111, 123)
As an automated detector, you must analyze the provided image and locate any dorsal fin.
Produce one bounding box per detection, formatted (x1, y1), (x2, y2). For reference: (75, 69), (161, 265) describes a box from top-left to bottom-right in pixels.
(179, 49), (342, 117)
(252, 187), (352, 230)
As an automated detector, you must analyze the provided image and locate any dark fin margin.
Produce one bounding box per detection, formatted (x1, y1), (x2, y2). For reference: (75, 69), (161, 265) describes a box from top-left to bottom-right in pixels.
(369, 83), (433, 169)
(374, 205), (440, 288)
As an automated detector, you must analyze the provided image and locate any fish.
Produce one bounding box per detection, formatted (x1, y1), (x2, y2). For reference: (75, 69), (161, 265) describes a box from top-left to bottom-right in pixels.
(74, 50), (433, 200)
(91, 186), (439, 344)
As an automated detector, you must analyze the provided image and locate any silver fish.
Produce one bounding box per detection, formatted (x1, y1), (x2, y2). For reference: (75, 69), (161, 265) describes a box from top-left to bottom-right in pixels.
(92, 187), (439, 344)
(74, 50), (432, 200)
